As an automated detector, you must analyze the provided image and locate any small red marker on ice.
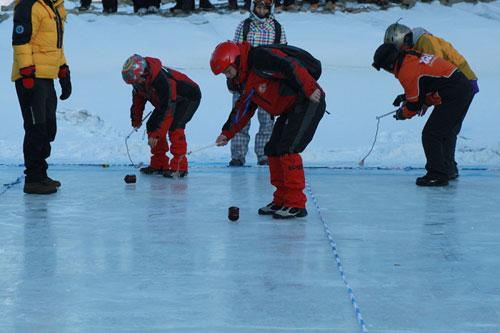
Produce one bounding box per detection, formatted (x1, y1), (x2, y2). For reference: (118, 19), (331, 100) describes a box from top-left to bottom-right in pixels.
(124, 174), (136, 184)
(228, 206), (239, 221)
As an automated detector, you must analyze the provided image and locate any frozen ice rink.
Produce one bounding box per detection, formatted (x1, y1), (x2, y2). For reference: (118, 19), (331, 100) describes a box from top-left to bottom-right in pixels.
(1, 165), (499, 332)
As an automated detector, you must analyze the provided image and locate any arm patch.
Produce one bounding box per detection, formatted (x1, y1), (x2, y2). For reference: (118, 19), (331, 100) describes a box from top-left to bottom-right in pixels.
(12, 0), (36, 46)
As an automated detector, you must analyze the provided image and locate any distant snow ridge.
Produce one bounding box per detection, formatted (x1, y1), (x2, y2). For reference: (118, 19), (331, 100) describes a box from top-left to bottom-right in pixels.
(53, 108), (149, 164)
(57, 108), (108, 134)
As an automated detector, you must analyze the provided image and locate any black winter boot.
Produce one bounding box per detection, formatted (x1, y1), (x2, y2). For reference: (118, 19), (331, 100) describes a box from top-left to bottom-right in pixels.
(228, 158), (245, 167)
(24, 181), (58, 194)
(416, 174), (449, 187)
(140, 166), (163, 174)
(44, 176), (61, 187)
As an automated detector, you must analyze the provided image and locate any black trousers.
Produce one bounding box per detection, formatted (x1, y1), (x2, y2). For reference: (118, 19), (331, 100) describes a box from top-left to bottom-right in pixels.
(275, 0), (296, 6)
(171, 98), (200, 130)
(422, 74), (473, 177)
(133, 0), (160, 11)
(15, 79), (57, 183)
(81, 0), (117, 11)
(264, 95), (325, 156)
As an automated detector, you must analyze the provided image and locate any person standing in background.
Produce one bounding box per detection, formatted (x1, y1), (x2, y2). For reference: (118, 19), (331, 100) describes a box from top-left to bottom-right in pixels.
(12, 0), (72, 194)
(79, 0), (117, 13)
(228, 0), (287, 167)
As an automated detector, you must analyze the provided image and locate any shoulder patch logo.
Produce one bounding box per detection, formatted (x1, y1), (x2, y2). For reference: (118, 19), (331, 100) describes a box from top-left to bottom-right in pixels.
(419, 54), (435, 65)
(15, 25), (24, 34)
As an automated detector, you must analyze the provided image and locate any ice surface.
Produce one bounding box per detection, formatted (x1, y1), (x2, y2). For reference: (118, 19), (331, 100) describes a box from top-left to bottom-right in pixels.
(1, 166), (499, 332)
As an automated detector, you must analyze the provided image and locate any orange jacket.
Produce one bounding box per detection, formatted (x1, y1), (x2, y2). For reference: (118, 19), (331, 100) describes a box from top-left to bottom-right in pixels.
(395, 52), (457, 119)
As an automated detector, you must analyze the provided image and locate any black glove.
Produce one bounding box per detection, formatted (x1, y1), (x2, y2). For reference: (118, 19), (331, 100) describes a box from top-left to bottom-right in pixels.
(392, 94), (406, 107)
(393, 107), (406, 120)
(58, 65), (72, 100)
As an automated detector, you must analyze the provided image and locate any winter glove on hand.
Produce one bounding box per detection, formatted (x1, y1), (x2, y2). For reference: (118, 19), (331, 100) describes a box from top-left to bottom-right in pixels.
(418, 104), (429, 117)
(392, 94), (406, 107)
(470, 80), (479, 94)
(19, 66), (36, 89)
(131, 118), (142, 129)
(393, 107), (406, 121)
(58, 65), (72, 100)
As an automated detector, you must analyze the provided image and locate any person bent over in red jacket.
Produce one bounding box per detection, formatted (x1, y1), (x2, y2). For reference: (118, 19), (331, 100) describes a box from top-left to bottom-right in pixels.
(210, 41), (326, 219)
(372, 43), (473, 187)
(122, 54), (201, 178)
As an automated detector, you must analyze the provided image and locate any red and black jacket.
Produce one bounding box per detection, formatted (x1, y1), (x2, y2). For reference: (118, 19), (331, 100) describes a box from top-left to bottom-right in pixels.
(221, 43), (322, 140)
(394, 51), (467, 119)
(130, 57), (200, 137)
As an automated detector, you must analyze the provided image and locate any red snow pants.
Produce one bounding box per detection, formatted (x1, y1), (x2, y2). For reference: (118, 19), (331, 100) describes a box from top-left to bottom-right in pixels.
(264, 95), (326, 208)
(149, 114), (173, 170)
(149, 97), (200, 171)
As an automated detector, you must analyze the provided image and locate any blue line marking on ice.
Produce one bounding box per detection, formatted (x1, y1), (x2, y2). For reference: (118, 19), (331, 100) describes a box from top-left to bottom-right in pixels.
(306, 182), (369, 333)
(1, 176), (23, 197)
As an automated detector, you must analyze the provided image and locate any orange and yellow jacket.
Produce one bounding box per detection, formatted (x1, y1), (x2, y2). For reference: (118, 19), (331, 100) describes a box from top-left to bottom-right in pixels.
(395, 51), (461, 119)
(11, 0), (67, 81)
(411, 28), (477, 80)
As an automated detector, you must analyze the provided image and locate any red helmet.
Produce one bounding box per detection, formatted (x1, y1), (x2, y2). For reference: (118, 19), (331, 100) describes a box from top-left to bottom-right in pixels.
(122, 54), (147, 84)
(210, 41), (240, 75)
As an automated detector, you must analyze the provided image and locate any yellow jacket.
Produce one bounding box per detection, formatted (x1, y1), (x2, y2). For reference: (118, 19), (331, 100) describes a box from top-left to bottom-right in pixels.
(11, 0), (67, 81)
(411, 28), (477, 80)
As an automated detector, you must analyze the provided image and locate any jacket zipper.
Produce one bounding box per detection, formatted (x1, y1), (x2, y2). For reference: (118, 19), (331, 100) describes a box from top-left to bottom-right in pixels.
(45, 0), (63, 48)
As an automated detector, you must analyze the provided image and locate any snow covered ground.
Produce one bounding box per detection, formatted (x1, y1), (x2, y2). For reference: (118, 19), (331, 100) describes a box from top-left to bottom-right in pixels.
(1, 1), (500, 167)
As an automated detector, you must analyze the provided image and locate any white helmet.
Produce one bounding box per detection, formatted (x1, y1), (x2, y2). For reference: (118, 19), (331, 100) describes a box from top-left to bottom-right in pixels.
(384, 22), (412, 49)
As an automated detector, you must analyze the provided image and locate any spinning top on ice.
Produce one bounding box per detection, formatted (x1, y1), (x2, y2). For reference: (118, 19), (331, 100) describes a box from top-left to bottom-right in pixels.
(228, 206), (239, 221)
(124, 174), (136, 184)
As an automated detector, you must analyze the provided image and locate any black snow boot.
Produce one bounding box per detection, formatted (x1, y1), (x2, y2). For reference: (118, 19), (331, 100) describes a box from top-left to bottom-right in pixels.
(44, 176), (61, 187)
(273, 207), (308, 219)
(416, 174), (449, 187)
(258, 202), (283, 215)
(447, 166), (459, 180)
(140, 166), (163, 175)
(228, 158), (245, 167)
(24, 181), (58, 195)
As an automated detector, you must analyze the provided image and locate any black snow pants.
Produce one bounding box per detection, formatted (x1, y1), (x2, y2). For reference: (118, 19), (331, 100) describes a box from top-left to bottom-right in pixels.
(15, 79), (58, 183)
(171, 81), (201, 130)
(264, 95), (326, 157)
(422, 71), (473, 178)
(133, 0), (160, 11)
(80, 0), (117, 11)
